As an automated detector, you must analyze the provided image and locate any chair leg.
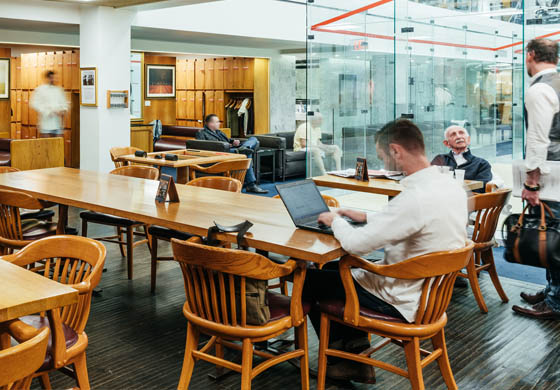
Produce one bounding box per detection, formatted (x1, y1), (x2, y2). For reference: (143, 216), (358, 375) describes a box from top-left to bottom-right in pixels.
(38, 372), (52, 390)
(240, 338), (253, 390)
(81, 219), (88, 237)
(143, 224), (152, 252)
(214, 337), (225, 378)
(482, 249), (509, 303)
(316, 313), (330, 390)
(404, 337), (424, 390)
(150, 236), (158, 294)
(73, 352), (90, 390)
(178, 322), (200, 390)
(126, 227), (133, 280)
(431, 329), (458, 390)
(117, 227), (125, 258)
(467, 254), (488, 313)
(295, 318), (310, 390)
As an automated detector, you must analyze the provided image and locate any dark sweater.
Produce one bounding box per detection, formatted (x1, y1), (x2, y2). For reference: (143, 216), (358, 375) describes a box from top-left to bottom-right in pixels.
(195, 127), (232, 144)
(431, 149), (492, 193)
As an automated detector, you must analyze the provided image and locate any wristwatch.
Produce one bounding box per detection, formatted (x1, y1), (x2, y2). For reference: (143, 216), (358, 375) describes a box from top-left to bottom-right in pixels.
(523, 182), (540, 192)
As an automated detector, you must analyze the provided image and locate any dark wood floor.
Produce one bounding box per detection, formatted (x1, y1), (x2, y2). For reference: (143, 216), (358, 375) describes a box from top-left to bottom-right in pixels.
(38, 208), (560, 390)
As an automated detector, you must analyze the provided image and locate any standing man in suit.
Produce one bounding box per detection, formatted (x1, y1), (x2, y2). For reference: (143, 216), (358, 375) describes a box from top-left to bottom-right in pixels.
(196, 114), (268, 194)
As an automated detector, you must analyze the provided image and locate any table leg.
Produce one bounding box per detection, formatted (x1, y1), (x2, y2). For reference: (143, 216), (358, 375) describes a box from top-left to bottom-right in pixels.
(57, 204), (68, 235)
(176, 167), (188, 184)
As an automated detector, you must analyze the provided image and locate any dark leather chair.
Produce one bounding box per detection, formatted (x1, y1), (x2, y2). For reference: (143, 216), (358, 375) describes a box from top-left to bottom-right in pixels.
(274, 131), (306, 180)
(0, 138), (11, 166)
(154, 125), (202, 152)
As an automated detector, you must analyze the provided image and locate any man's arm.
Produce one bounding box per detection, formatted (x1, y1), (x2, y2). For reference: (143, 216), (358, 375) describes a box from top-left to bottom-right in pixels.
(476, 159), (493, 183)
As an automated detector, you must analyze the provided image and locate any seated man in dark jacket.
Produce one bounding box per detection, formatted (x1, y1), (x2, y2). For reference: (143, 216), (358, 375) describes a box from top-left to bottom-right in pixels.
(196, 114), (268, 194)
(431, 125), (492, 192)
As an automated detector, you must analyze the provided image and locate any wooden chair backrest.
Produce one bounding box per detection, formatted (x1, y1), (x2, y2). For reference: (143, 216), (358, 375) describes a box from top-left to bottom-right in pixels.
(109, 146), (141, 168)
(485, 182), (498, 193)
(0, 327), (49, 390)
(171, 237), (304, 328)
(340, 241), (474, 326)
(0, 167), (20, 174)
(468, 189), (511, 245)
(187, 176), (242, 193)
(0, 190), (49, 243)
(110, 165), (160, 180)
(273, 194), (339, 208)
(188, 158), (251, 183)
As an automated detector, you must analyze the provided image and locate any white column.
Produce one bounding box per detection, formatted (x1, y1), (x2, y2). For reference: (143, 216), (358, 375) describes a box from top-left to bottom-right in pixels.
(79, 6), (135, 172)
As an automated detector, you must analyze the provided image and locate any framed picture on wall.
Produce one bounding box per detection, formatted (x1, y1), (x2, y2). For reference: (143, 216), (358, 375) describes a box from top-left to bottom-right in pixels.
(145, 64), (175, 98)
(0, 58), (10, 100)
(80, 67), (98, 106)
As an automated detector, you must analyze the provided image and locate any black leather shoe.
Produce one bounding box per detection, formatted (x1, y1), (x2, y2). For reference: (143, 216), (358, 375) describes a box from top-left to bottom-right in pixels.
(245, 184), (268, 194)
(512, 301), (560, 320)
(326, 360), (376, 384)
(236, 146), (252, 156)
(520, 290), (547, 305)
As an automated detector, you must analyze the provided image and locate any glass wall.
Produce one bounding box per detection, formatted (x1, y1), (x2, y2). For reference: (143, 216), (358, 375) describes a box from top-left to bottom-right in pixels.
(306, 0), (560, 176)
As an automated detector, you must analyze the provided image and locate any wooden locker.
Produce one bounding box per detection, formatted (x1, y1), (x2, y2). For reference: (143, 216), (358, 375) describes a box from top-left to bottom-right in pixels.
(223, 57), (233, 89)
(242, 58), (254, 90)
(186, 60), (195, 90)
(64, 91), (72, 129)
(64, 129), (72, 166)
(22, 91), (29, 125)
(10, 57), (17, 91)
(28, 53), (37, 89)
(16, 90), (22, 122)
(62, 51), (72, 90)
(186, 91), (195, 120)
(55, 52), (63, 87)
(195, 60), (205, 90)
(10, 123), (17, 139)
(72, 50), (79, 91)
(10, 91), (17, 122)
(21, 125), (29, 139)
(195, 91), (204, 123)
(204, 59), (214, 90)
(214, 58), (224, 90)
(46, 52), (55, 72)
(29, 126), (37, 139)
(37, 52), (46, 86)
(29, 95), (37, 126)
(176, 59), (187, 90)
(21, 54), (29, 90)
(176, 90), (187, 119)
(214, 90), (225, 123)
(15, 57), (21, 90)
(232, 58), (242, 89)
(16, 123), (21, 139)
(204, 91), (215, 118)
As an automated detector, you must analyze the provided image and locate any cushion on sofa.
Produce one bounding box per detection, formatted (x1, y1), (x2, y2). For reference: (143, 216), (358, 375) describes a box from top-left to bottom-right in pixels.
(285, 150), (306, 162)
(275, 132), (295, 149)
(161, 126), (200, 138)
(0, 151), (10, 166)
(154, 138), (187, 152)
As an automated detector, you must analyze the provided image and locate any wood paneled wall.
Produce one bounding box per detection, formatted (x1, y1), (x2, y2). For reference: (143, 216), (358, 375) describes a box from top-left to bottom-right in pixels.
(143, 55), (176, 125)
(0, 48), (11, 139)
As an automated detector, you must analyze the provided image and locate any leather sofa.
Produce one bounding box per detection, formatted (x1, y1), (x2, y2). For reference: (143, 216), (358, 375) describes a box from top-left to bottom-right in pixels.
(0, 139), (11, 166)
(272, 132), (306, 180)
(153, 125), (201, 152)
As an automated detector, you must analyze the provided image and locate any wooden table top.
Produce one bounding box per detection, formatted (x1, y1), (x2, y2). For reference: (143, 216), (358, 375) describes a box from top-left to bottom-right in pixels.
(117, 149), (246, 168)
(0, 259), (78, 322)
(313, 174), (483, 197)
(0, 168), (344, 263)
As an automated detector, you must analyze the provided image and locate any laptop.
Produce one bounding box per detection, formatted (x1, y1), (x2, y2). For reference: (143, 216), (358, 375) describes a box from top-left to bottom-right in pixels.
(276, 179), (366, 235)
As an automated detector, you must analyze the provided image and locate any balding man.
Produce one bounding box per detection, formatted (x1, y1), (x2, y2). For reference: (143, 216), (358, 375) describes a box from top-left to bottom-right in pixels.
(431, 125), (492, 192)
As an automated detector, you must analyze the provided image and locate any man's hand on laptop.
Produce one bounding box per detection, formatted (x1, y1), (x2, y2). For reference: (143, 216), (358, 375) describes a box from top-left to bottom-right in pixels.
(337, 209), (367, 223)
(318, 212), (337, 227)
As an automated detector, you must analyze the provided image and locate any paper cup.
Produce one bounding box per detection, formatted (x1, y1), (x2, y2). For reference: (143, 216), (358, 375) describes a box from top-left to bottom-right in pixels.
(455, 169), (465, 184)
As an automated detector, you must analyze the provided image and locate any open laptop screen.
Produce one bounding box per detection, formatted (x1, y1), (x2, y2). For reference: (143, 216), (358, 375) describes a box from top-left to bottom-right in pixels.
(276, 180), (330, 223)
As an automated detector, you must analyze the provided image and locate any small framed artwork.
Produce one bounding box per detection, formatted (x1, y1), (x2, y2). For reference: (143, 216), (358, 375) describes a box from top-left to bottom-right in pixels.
(80, 67), (97, 106)
(0, 58), (10, 100)
(355, 157), (369, 182)
(155, 174), (179, 203)
(146, 64), (175, 98)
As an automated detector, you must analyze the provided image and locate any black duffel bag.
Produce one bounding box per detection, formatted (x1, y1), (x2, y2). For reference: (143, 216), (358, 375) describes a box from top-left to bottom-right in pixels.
(503, 203), (560, 269)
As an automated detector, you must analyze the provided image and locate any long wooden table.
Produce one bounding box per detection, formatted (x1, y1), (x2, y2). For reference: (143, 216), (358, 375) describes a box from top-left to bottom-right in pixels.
(0, 168), (343, 264)
(0, 259), (78, 322)
(313, 174), (483, 197)
(117, 149), (247, 184)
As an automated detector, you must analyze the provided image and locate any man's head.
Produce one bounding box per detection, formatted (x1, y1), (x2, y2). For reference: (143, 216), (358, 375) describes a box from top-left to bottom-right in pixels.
(45, 70), (55, 85)
(526, 39), (559, 77)
(374, 119), (427, 174)
(443, 125), (470, 154)
(205, 114), (220, 131)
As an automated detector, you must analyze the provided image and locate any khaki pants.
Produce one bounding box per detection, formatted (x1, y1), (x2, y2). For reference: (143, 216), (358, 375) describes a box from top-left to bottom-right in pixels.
(310, 144), (342, 175)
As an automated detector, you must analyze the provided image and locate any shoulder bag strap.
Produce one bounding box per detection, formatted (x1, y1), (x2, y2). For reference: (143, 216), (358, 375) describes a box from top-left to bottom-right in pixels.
(538, 203), (549, 268)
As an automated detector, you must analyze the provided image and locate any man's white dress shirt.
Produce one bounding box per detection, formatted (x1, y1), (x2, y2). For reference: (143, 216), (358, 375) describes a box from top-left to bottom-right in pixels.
(331, 166), (468, 322)
(525, 68), (559, 175)
(452, 150), (467, 166)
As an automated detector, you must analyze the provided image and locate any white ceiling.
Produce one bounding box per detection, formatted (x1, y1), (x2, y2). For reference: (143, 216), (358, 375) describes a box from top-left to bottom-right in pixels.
(44, 0), (222, 10)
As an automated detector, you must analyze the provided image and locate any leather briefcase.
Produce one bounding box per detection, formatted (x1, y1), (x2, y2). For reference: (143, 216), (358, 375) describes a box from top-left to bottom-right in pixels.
(503, 203), (560, 269)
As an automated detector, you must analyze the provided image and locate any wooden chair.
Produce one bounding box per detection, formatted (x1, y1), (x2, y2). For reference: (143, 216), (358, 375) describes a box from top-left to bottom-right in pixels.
(273, 194), (340, 208)
(0, 327), (50, 390)
(316, 242), (475, 390)
(458, 189), (512, 313)
(1, 235), (106, 390)
(149, 176), (242, 293)
(0, 190), (58, 255)
(109, 146), (142, 168)
(188, 158), (251, 183)
(171, 237), (310, 390)
(485, 182), (498, 193)
(80, 165), (159, 280)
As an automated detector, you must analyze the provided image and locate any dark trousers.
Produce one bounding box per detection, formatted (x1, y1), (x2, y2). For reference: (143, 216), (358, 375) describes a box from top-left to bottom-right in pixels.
(230, 136), (258, 186)
(302, 261), (404, 346)
(540, 201), (560, 311)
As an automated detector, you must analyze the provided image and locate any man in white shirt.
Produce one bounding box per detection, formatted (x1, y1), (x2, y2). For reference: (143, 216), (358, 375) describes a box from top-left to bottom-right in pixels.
(431, 125), (493, 193)
(30, 71), (68, 138)
(512, 39), (560, 320)
(302, 119), (468, 383)
(293, 113), (341, 175)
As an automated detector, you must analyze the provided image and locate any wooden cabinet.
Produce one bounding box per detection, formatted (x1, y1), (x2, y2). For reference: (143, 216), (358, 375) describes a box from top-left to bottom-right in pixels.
(223, 58), (233, 89)
(186, 91), (195, 121)
(204, 59), (214, 90)
(21, 54), (28, 90)
(176, 90), (187, 119)
(28, 53), (37, 90)
(15, 57), (21, 90)
(21, 91), (29, 125)
(54, 52), (63, 87)
(37, 52), (46, 86)
(176, 59), (187, 90)
(186, 59), (195, 90)
(214, 90), (225, 123)
(204, 91), (214, 118)
(62, 51), (72, 90)
(195, 59), (205, 90)
(16, 91), (21, 122)
(195, 91), (204, 124)
(10, 57), (16, 90)
(71, 51), (79, 91)
(242, 58), (254, 90)
(29, 96), (37, 126)
(130, 125), (153, 153)
(232, 58), (242, 89)
(10, 91), (17, 122)
(64, 91), (72, 129)
(214, 58), (224, 90)
(46, 52), (55, 73)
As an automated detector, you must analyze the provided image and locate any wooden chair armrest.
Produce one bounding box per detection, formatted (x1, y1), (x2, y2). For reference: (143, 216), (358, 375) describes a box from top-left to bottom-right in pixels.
(1, 319), (43, 343)
(288, 260), (307, 326)
(339, 254), (400, 278)
(338, 255), (361, 326)
(68, 281), (91, 295)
